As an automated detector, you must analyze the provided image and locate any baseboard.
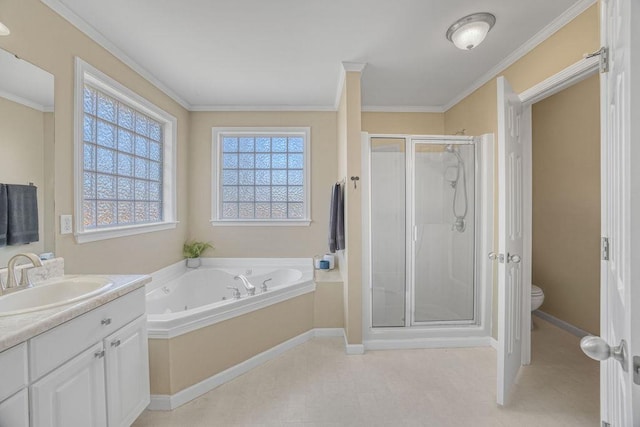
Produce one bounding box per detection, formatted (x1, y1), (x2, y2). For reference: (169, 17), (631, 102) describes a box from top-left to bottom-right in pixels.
(534, 310), (591, 338)
(148, 328), (344, 410)
(489, 337), (498, 349)
(343, 331), (365, 355)
(364, 336), (493, 351)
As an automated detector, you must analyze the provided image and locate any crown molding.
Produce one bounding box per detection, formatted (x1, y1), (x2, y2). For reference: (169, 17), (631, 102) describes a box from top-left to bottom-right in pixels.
(443, 0), (597, 111)
(341, 61), (367, 73)
(0, 90), (52, 112)
(333, 61), (367, 110)
(40, 0), (191, 111)
(190, 104), (337, 112)
(362, 105), (445, 113)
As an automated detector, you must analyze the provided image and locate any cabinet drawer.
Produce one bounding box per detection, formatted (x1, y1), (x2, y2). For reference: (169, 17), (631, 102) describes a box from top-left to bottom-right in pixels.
(0, 388), (28, 427)
(29, 287), (145, 381)
(0, 343), (28, 402)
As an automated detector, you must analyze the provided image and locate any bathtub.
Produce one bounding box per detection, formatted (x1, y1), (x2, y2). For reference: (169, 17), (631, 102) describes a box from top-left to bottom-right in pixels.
(146, 258), (315, 338)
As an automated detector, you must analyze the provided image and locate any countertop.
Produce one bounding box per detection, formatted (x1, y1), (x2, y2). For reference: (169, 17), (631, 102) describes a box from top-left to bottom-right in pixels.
(0, 274), (151, 353)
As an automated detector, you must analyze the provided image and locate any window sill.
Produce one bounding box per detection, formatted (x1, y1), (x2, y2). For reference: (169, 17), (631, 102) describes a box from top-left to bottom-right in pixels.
(74, 221), (179, 243)
(210, 219), (311, 227)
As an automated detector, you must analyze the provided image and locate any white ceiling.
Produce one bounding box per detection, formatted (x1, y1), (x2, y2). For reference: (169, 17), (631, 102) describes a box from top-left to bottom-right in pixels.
(45, 0), (585, 111)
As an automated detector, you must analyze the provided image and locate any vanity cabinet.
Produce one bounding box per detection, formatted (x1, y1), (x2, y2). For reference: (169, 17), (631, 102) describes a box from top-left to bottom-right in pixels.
(0, 286), (149, 427)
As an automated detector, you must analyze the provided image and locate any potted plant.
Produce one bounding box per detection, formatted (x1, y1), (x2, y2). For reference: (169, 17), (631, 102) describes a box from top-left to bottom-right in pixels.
(183, 241), (213, 268)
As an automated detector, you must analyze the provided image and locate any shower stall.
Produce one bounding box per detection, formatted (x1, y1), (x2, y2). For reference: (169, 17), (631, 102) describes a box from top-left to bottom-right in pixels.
(363, 134), (493, 346)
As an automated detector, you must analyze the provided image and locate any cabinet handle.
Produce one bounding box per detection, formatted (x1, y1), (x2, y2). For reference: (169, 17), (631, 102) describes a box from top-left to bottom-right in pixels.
(111, 340), (121, 347)
(101, 318), (112, 326)
(94, 350), (105, 359)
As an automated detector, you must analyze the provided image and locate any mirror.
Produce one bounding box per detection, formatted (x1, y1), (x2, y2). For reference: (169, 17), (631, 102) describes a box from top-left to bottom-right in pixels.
(0, 47), (54, 268)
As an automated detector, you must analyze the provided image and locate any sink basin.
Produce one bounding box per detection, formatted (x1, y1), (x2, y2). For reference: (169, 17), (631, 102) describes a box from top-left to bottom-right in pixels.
(0, 276), (113, 316)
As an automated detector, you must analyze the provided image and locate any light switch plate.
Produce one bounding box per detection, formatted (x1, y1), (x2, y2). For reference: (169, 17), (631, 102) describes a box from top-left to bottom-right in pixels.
(60, 215), (73, 235)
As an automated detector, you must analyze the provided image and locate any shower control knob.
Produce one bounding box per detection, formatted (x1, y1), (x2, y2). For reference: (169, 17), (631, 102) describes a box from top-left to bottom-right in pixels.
(507, 253), (521, 263)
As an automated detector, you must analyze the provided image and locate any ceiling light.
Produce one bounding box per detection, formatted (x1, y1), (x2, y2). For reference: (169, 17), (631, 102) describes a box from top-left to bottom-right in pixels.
(446, 13), (495, 51)
(0, 21), (10, 36)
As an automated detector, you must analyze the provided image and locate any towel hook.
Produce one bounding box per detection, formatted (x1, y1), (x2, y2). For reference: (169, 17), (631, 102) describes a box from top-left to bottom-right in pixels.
(350, 176), (360, 189)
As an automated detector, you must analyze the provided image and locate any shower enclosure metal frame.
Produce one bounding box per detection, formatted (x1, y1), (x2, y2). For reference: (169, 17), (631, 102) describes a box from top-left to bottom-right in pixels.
(362, 133), (495, 348)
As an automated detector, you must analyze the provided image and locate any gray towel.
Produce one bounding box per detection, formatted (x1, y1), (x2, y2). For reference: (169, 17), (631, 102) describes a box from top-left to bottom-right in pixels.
(6, 184), (39, 245)
(329, 183), (339, 253)
(0, 184), (7, 247)
(336, 183), (345, 250)
(329, 183), (346, 253)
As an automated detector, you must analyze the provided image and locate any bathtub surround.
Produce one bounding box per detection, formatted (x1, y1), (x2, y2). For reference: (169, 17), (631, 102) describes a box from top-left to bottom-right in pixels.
(146, 258), (346, 409)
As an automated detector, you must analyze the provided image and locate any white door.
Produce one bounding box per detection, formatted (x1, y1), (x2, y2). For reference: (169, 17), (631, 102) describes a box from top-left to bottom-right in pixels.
(580, 0), (639, 424)
(30, 342), (107, 427)
(496, 76), (525, 406)
(105, 315), (150, 427)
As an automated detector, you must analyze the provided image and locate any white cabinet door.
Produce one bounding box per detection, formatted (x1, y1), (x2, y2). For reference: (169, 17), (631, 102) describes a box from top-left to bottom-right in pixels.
(0, 389), (29, 427)
(30, 342), (107, 427)
(105, 315), (150, 427)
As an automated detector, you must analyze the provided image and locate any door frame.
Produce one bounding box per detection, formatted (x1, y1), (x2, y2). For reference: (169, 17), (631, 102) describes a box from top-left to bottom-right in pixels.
(518, 55), (600, 364)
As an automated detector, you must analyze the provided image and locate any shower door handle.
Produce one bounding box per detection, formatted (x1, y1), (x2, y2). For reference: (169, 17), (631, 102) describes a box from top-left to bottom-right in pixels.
(488, 252), (504, 263)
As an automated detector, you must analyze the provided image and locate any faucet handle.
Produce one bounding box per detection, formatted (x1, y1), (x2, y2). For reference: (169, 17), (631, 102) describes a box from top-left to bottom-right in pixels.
(226, 286), (242, 299)
(261, 278), (272, 292)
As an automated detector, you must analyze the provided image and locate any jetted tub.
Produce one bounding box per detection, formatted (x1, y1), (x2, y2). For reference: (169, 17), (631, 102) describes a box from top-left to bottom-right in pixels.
(146, 258), (315, 338)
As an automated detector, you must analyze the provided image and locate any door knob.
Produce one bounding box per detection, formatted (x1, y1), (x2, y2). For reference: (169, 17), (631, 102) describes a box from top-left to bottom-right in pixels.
(580, 336), (627, 370)
(507, 253), (521, 263)
(488, 252), (504, 263)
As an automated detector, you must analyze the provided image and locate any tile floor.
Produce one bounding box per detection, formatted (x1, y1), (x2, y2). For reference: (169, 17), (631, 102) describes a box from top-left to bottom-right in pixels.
(133, 318), (599, 426)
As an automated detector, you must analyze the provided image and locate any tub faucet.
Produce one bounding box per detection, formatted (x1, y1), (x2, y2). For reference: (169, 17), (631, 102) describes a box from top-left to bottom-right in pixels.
(234, 275), (256, 296)
(261, 278), (272, 293)
(4, 252), (43, 294)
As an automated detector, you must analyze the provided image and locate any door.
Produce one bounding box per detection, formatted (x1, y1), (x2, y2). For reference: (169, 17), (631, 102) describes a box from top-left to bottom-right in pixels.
(587, 0), (639, 423)
(30, 342), (107, 427)
(496, 76), (525, 406)
(105, 315), (150, 427)
(412, 140), (476, 325)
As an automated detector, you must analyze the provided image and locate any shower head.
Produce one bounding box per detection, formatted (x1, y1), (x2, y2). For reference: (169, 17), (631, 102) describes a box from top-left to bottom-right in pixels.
(445, 144), (455, 153)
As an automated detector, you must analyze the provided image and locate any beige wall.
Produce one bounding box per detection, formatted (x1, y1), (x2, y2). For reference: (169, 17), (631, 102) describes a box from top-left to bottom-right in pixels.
(149, 293), (314, 395)
(532, 74), (600, 334)
(362, 112), (444, 135)
(337, 72), (363, 344)
(188, 111), (337, 258)
(0, 97), (46, 265)
(444, 4), (599, 338)
(0, 0), (190, 274)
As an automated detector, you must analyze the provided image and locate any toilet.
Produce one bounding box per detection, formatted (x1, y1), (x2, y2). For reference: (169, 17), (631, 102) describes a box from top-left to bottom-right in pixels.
(531, 284), (545, 328)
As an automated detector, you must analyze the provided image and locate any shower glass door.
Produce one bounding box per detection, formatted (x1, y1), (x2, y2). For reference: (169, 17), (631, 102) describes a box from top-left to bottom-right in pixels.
(370, 138), (406, 327)
(412, 141), (476, 324)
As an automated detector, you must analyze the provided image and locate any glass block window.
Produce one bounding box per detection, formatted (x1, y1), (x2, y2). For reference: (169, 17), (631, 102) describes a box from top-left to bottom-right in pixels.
(75, 58), (177, 243)
(212, 128), (310, 224)
(82, 85), (164, 229)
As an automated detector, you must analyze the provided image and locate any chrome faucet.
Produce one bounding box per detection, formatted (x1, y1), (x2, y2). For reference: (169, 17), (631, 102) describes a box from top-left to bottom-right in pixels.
(234, 274), (256, 296)
(3, 253), (43, 294)
(261, 278), (272, 293)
